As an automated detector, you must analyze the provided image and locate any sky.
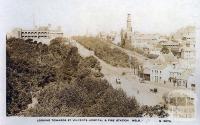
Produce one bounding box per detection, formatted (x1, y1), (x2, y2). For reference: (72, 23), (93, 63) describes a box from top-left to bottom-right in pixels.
(1, 0), (200, 35)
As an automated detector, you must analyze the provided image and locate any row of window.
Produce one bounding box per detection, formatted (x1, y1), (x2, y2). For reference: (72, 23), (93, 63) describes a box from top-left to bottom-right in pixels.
(21, 36), (48, 38)
(22, 32), (48, 34)
(152, 77), (188, 84)
(152, 76), (162, 82)
(152, 70), (161, 74)
(22, 36), (38, 37)
(177, 80), (188, 84)
(22, 32), (37, 34)
(164, 45), (179, 47)
(170, 72), (181, 76)
(183, 51), (193, 53)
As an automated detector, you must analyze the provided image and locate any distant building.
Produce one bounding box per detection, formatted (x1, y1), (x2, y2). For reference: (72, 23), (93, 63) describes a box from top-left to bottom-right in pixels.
(173, 26), (196, 48)
(150, 53), (177, 82)
(178, 29), (196, 70)
(150, 63), (170, 84)
(163, 90), (195, 118)
(97, 32), (108, 41)
(7, 24), (63, 44)
(149, 48), (161, 56)
(160, 41), (180, 50)
(98, 31), (117, 41)
(142, 61), (153, 81)
(181, 46), (195, 60)
(147, 51), (196, 90)
(172, 69), (194, 88)
(121, 14), (134, 48)
(134, 32), (160, 45)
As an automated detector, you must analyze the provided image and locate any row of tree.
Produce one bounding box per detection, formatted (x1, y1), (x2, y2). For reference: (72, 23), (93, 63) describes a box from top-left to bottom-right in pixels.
(73, 36), (141, 68)
(7, 37), (168, 117)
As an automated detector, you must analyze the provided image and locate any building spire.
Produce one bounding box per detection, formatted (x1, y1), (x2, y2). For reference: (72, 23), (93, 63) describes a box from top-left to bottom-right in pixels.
(127, 13), (132, 32)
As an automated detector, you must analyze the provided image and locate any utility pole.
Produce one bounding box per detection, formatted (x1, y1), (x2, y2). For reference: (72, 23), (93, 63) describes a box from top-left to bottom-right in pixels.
(129, 55), (132, 72)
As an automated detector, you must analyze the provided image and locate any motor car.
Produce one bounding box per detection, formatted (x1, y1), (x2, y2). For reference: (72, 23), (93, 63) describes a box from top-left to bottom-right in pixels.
(150, 88), (158, 93)
(116, 78), (121, 84)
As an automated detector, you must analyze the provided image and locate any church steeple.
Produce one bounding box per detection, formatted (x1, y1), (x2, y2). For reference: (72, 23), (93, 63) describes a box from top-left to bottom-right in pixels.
(127, 13), (132, 32)
(120, 13), (134, 48)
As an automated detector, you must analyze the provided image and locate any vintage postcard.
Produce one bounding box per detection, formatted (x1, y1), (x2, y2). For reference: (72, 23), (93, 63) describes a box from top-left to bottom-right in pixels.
(1, 0), (200, 125)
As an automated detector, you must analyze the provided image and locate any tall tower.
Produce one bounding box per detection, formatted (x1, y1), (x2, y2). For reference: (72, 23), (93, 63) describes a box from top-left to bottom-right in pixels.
(120, 13), (133, 48)
(127, 13), (132, 32)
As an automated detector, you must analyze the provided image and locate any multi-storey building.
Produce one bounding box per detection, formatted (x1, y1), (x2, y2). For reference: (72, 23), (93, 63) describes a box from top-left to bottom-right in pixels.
(160, 41), (180, 50)
(7, 24), (63, 44)
(174, 26), (195, 43)
(164, 89), (195, 118)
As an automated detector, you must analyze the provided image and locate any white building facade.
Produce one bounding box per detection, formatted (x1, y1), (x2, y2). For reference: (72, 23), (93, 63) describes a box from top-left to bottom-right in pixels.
(7, 24), (63, 44)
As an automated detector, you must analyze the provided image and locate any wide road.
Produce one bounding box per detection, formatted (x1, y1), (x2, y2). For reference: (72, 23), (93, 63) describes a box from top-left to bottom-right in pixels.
(69, 39), (177, 106)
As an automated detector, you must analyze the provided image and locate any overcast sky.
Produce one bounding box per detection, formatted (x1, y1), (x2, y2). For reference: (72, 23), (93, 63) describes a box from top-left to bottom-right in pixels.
(1, 0), (200, 35)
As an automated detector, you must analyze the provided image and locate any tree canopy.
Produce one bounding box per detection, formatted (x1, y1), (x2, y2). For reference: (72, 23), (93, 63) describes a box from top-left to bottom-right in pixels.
(7, 38), (168, 117)
(161, 46), (170, 54)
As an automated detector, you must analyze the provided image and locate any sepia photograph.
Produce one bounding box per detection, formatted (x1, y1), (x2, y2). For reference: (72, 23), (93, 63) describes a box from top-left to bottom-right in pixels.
(1, 0), (200, 125)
